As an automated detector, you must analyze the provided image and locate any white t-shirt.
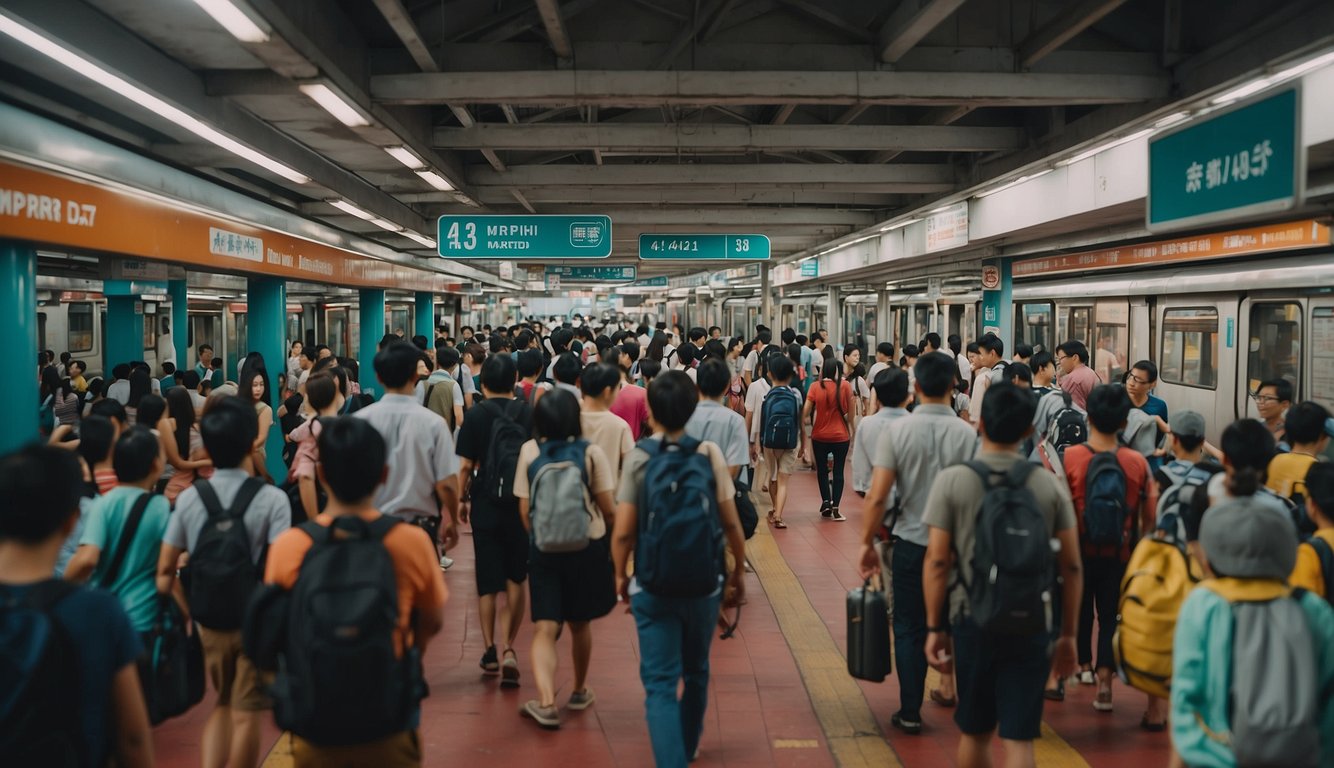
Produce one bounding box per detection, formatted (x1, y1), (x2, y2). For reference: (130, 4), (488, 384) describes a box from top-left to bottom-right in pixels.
(743, 349), (759, 377)
(867, 361), (890, 383)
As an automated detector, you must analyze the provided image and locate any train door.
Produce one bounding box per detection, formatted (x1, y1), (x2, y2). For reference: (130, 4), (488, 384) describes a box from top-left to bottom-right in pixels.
(326, 307), (349, 358)
(1014, 301), (1054, 353)
(1309, 298), (1334, 460)
(1157, 297), (1234, 442)
(188, 310), (223, 372)
(1238, 297), (1304, 427)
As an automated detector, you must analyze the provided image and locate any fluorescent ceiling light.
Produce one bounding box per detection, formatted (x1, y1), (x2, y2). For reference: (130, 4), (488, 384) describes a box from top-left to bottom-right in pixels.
(384, 146), (422, 169)
(327, 199), (374, 220)
(879, 218), (921, 233)
(191, 0), (269, 43)
(1211, 50), (1334, 106)
(974, 168), (1054, 199)
(401, 231), (436, 249)
(797, 255), (816, 264)
(298, 82), (370, 128)
(1057, 129), (1152, 167)
(415, 170), (455, 191)
(1153, 112), (1190, 129)
(0, 14), (310, 184)
(929, 204), (957, 214)
(369, 217), (402, 232)
(1211, 79), (1275, 106)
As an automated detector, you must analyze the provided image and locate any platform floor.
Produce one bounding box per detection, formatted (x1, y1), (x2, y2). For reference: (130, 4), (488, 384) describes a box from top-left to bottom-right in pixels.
(153, 464), (1173, 768)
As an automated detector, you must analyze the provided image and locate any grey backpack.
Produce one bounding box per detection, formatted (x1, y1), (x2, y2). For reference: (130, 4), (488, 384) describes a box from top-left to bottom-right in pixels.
(1210, 582), (1319, 767)
(527, 439), (595, 553)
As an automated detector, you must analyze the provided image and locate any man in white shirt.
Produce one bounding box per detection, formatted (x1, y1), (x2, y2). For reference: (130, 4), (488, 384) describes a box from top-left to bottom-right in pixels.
(968, 334), (1006, 428)
(866, 342), (895, 413)
(742, 327), (772, 386)
(853, 368), (911, 493)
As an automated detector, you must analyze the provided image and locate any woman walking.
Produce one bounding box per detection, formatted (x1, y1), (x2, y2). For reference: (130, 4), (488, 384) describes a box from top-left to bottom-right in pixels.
(803, 359), (853, 522)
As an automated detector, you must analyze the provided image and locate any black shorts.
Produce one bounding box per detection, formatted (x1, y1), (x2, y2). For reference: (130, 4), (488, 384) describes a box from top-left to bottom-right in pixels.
(952, 616), (1050, 741)
(529, 536), (616, 624)
(471, 508), (529, 596)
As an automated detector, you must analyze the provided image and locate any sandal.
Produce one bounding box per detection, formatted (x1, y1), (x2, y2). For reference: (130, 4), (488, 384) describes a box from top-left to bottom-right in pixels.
(767, 511), (777, 525)
(1043, 679), (1065, 702)
(773, 519), (787, 529)
(929, 689), (956, 707)
(1140, 715), (1166, 732)
(1093, 685), (1113, 712)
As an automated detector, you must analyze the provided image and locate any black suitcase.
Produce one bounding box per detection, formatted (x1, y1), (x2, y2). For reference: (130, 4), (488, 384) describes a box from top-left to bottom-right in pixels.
(847, 580), (892, 683)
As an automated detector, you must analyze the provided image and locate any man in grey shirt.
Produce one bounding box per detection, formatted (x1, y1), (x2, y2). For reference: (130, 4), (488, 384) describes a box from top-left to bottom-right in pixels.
(685, 358), (750, 476)
(852, 368), (911, 494)
(857, 353), (977, 735)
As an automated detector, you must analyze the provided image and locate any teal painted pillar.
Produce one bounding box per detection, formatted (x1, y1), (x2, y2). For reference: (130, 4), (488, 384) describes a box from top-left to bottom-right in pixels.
(359, 288), (385, 400)
(105, 295), (140, 373)
(415, 291), (434, 341)
(169, 279), (188, 367)
(247, 277), (287, 482)
(980, 258), (1014, 356)
(0, 243), (38, 454)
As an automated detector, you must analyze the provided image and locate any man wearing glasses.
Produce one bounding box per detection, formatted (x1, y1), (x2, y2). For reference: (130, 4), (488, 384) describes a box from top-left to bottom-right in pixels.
(1124, 360), (1169, 471)
(1252, 379), (1293, 443)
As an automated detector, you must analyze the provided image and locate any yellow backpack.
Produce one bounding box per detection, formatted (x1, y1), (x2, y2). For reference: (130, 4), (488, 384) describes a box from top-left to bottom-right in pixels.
(1113, 535), (1202, 698)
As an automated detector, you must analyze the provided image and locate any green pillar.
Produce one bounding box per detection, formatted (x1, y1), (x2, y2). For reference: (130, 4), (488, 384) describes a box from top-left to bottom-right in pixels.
(980, 258), (1014, 355)
(247, 277), (287, 482)
(0, 243), (38, 454)
(105, 295), (140, 374)
(415, 291), (434, 342)
(169, 278), (188, 367)
(359, 288), (385, 400)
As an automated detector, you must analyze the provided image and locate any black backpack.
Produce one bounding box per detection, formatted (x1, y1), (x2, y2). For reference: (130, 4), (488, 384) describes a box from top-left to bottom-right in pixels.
(0, 580), (83, 768)
(963, 461), (1054, 635)
(186, 478), (265, 630)
(1080, 446), (1132, 547)
(1310, 538), (1334, 605)
(477, 399), (528, 507)
(269, 516), (423, 746)
(1047, 391), (1088, 459)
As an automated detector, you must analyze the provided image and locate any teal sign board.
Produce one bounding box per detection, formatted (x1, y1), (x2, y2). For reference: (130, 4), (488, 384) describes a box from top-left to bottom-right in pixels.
(1148, 88), (1302, 232)
(638, 234), (770, 260)
(800, 260), (819, 278)
(633, 276), (669, 287)
(438, 215), (612, 258)
(546, 265), (637, 282)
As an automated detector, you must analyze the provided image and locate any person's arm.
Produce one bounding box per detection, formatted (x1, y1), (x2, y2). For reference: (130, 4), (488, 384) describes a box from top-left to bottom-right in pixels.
(413, 603), (445, 654)
(456, 457), (475, 525)
(63, 544), (100, 584)
(856, 467), (897, 579)
(718, 495), (747, 608)
(155, 543), (185, 595)
(1051, 527), (1082, 678)
(1140, 472), (1159, 538)
(254, 405), (272, 452)
(612, 501), (637, 603)
(434, 475), (460, 550)
(159, 426), (209, 471)
(109, 663), (154, 768)
(452, 403), (464, 429)
(923, 525), (955, 673)
(518, 497), (532, 533)
(298, 474), (319, 522)
(745, 409), (757, 463)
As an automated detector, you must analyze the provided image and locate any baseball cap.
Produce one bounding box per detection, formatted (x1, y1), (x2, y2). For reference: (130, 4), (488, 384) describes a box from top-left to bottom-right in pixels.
(1198, 497), (1298, 579)
(1170, 410), (1206, 439)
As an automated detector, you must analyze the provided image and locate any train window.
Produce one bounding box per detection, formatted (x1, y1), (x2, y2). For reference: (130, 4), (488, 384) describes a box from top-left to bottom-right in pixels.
(1057, 305), (1092, 352)
(67, 302), (94, 352)
(1248, 303), (1301, 398)
(1311, 308), (1334, 413)
(1160, 308), (1218, 389)
(287, 313), (302, 349)
(37, 312), (47, 353)
(1093, 300), (1129, 384)
(1015, 302), (1053, 353)
(143, 314), (157, 351)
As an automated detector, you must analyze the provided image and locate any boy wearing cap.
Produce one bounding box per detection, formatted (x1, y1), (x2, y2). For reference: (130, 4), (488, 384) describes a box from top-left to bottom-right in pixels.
(1290, 464), (1334, 599)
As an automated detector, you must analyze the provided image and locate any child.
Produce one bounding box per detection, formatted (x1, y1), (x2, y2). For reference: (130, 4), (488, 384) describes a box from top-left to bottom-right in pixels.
(756, 355), (805, 529)
(1290, 463), (1334, 599)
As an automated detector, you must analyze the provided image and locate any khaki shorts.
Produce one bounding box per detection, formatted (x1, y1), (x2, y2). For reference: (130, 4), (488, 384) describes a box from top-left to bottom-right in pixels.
(292, 730), (421, 768)
(764, 447), (798, 477)
(199, 627), (271, 711)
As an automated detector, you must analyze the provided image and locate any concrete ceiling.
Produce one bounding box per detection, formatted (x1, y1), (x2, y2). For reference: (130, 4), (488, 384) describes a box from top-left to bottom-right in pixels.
(0, 0), (1330, 281)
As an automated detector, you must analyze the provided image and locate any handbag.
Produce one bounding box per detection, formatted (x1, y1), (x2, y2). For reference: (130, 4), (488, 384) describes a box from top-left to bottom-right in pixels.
(846, 579), (892, 683)
(141, 596), (205, 725)
(734, 466), (759, 540)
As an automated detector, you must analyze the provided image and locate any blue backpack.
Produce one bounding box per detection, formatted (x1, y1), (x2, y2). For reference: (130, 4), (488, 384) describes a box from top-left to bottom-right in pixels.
(1080, 446), (1131, 546)
(635, 436), (724, 598)
(760, 386), (801, 450)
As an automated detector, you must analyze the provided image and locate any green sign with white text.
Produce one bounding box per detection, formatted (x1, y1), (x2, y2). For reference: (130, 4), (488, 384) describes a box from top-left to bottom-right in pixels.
(633, 276), (669, 287)
(1148, 88), (1302, 231)
(545, 265), (637, 282)
(638, 234), (770, 260)
(438, 215), (612, 258)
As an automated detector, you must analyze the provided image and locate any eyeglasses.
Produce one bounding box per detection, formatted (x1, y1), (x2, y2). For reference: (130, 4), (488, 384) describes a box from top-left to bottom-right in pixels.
(1055, 354), (1069, 363)
(1251, 393), (1282, 404)
(1128, 374), (1152, 385)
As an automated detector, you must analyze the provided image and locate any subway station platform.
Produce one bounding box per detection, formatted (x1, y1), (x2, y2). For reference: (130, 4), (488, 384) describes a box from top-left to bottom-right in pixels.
(152, 467), (1170, 768)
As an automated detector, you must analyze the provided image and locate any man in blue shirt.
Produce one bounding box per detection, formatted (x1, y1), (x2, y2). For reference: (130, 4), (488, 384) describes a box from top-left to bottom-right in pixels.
(1125, 359), (1169, 471)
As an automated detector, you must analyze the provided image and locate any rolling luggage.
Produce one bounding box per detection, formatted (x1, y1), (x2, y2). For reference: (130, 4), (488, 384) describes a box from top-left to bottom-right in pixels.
(847, 580), (891, 683)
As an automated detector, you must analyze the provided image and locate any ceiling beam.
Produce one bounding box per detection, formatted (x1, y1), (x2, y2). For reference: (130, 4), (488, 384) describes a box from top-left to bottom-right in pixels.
(464, 163), (954, 190)
(776, 0), (874, 44)
(1017, 0), (1132, 69)
(654, 0), (736, 70)
(371, 0), (440, 71)
(371, 70), (1168, 107)
(437, 187), (903, 206)
(866, 104), (977, 163)
(771, 104), (797, 124)
(533, 0), (574, 60)
(477, 0), (602, 43)
(434, 122), (1024, 152)
(539, 207), (878, 225)
(877, 0), (970, 64)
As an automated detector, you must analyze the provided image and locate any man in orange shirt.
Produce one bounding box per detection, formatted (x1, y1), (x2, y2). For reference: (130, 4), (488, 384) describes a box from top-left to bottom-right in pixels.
(264, 417), (447, 767)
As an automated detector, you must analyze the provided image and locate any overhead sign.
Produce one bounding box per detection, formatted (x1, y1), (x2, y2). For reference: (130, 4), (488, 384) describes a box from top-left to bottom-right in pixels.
(1013, 219), (1330, 278)
(638, 233), (770, 260)
(925, 202), (969, 253)
(438, 215), (612, 258)
(498, 261), (514, 280)
(800, 260), (819, 278)
(545, 271), (561, 291)
(545, 265), (637, 282)
(633, 275), (669, 287)
(1148, 88), (1302, 231)
(981, 265), (1000, 289)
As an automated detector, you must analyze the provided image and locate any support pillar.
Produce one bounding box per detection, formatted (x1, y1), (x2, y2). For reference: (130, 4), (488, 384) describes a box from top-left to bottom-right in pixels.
(168, 278), (188, 367)
(105, 295), (141, 376)
(415, 291), (434, 342)
(760, 264), (773, 331)
(359, 288), (386, 399)
(247, 277), (287, 482)
(827, 286), (841, 347)
(980, 258), (1013, 356)
(0, 243), (38, 454)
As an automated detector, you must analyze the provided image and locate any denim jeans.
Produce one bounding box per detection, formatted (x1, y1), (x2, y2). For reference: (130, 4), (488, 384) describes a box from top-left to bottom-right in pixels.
(891, 540), (928, 721)
(631, 589), (722, 767)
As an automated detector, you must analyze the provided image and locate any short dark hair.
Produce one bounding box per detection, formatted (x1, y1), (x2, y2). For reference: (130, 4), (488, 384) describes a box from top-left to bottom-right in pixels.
(1259, 378), (1294, 403)
(517, 348), (544, 378)
(978, 333), (1004, 358)
(1307, 463), (1334, 517)
(689, 327), (707, 342)
(161, 361), (176, 376)
(903, 344), (920, 358)
(197, 344), (213, 356)
(551, 328), (574, 353)
(411, 334), (429, 351)
(371, 342), (420, 389)
(480, 352), (518, 393)
(436, 346), (460, 370)
(1058, 340), (1090, 365)
(378, 333), (400, 351)
(305, 372), (338, 411)
(90, 398), (127, 425)
(1085, 384), (1131, 435)
(924, 332), (942, 350)
(580, 362), (621, 399)
(1031, 350), (1054, 372)
(781, 328), (797, 345)
(620, 341), (641, 364)
(872, 368), (909, 408)
(1008, 362), (1033, 384)
(1221, 419), (1276, 496)
(112, 363), (131, 381)
(553, 353), (581, 385)
(1286, 401), (1332, 445)
(318, 417), (385, 502)
(980, 382), (1036, 444)
(913, 352), (956, 398)
(199, 396), (259, 469)
(112, 426), (160, 483)
(1132, 359), (1158, 383)
(136, 393), (167, 427)
(647, 370), (698, 431)
(1013, 343), (1033, 360)
(77, 414), (116, 469)
(768, 354), (794, 383)
(534, 388), (582, 441)
(639, 358), (662, 381)
(757, 329), (772, 345)
(876, 342), (895, 359)
(0, 444), (84, 543)
(696, 357), (731, 398)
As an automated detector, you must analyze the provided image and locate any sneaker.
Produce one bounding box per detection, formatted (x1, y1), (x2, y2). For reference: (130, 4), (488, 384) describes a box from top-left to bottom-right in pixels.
(521, 700), (560, 729)
(440, 555), (454, 570)
(1093, 686), (1113, 712)
(830, 507), (846, 522)
(890, 713), (923, 735)
(820, 501), (833, 518)
(501, 649), (520, 688)
(567, 688), (596, 710)
(480, 645), (499, 676)
(1078, 669), (1095, 686)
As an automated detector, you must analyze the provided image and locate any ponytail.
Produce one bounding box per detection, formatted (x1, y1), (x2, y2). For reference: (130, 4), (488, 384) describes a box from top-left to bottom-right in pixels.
(1227, 466), (1264, 497)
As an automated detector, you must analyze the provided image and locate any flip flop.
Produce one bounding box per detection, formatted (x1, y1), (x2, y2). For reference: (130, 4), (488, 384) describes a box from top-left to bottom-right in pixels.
(929, 689), (957, 707)
(773, 519), (787, 529)
(1140, 716), (1166, 732)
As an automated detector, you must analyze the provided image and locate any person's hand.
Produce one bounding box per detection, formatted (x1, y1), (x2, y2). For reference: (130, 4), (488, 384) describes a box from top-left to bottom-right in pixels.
(749, 442), (759, 464)
(857, 543), (881, 581)
(616, 575), (631, 610)
(1052, 635), (1077, 679)
(925, 631), (954, 674)
(439, 521), (459, 552)
(459, 502), (471, 526)
(724, 573), (746, 608)
(797, 445), (806, 462)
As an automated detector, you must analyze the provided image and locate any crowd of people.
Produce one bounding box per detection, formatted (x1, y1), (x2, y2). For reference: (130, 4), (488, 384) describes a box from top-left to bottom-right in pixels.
(3, 315), (1333, 768)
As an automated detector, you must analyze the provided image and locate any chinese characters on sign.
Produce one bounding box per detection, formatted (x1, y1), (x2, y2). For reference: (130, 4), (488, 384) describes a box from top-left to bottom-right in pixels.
(1184, 140), (1273, 193)
(208, 227), (263, 263)
(925, 202), (969, 254)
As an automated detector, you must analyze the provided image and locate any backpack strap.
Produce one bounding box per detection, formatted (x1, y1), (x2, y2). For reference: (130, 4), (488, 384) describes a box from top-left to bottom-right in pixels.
(1061, 390), (1072, 408)
(18, 578), (77, 612)
(367, 514), (399, 541)
(1310, 537), (1334, 601)
(194, 479), (224, 519)
(228, 477), (266, 519)
(100, 491), (153, 586)
(422, 383), (436, 407)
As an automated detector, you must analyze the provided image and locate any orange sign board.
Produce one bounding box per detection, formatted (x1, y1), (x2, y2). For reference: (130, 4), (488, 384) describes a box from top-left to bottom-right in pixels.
(1012, 219), (1331, 278)
(0, 160), (462, 292)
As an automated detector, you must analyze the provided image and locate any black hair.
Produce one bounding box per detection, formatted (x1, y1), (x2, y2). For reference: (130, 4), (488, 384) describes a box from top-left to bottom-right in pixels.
(768, 353), (795, 383)
(240, 362), (271, 406)
(1307, 463), (1334, 518)
(978, 333), (1004, 358)
(781, 328), (797, 346)
(136, 393), (167, 428)
(980, 382), (1036, 444)
(306, 372), (338, 411)
(947, 334), (962, 354)
(1031, 350), (1054, 373)
(639, 358), (662, 382)
(436, 345), (461, 371)
(872, 368), (909, 409)
(924, 332), (942, 350)
(553, 353), (581, 385)
(1220, 419), (1276, 496)
(1008, 362), (1033, 385)
(39, 367), (67, 402)
(757, 329), (772, 345)
(480, 352), (518, 393)
(903, 344), (920, 358)
(876, 341), (895, 359)
(580, 362), (621, 399)
(1013, 343), (1033, 360)
(1285, 401), (1332, 445)
(127, 368), (152, 410)
(965, 341), (980, 356)
(197, 344), (213, 356)
(77, 414), (116, 469)
(1259, 378), (1294, 404)
(199, 396), (259, 469)
(1132, 359), (1158, 383)
(620, 340), (641, 365)
(787, 342), (803, 369)
(0, 444), (84, 543)
(411, 334), (429, 351)
(703, 339), (727, 361)
(1058, 340), (1090, 365)
(1085, 384), (1131, 434)
(165, 387), (195, 459)
(913, 352), (956, 398)
(90, 398), (127, 425)
(689, 327), (707, 343)
(534, 387), (582, 441)
(517, 348), (544, 379)
(317, 416), (386, 503)
(1176, 432), (1205, 452)
(550, 328), (574, 354)
(646, 333), (668, 363)
(647, 370), (698, 431)
(379, 332), (400, 351)
(796, 334), (808, 346)
(112, 426), (160, 483)
(373, 341), (421, 389)
(182, 369), (201, 389)
(161, 361), (176, 376)
(696, 357), (731, 398)
(708, 326), (722, 337)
